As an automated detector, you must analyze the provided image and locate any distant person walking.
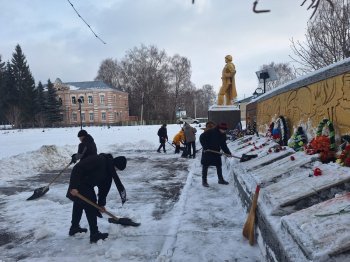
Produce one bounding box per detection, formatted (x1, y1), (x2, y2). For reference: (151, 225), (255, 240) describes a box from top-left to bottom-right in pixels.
(68, 129), (98, 237)
(183, 122), (197, 158)
(157, 124), (168, 153)
(199, 122), (231, 187)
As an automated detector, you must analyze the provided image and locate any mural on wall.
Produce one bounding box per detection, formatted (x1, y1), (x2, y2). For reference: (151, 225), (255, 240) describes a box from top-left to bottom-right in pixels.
(256, 72), (350, 137)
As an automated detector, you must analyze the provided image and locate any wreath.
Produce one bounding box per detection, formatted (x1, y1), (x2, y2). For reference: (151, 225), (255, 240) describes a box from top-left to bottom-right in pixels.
(337, 144), (350, 167)
(272, 116), (288, 146)
(288, 126), (307, 151)
(305, 118), (336, 163)
(316, 118), (336, 151)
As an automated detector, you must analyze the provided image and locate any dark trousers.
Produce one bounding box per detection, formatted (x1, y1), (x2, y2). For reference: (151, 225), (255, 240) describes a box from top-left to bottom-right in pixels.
(186, 141), (196, 157)
(71, 201), (98, 235)
(71, 202), (84, 227)
(202, 165), (224, 182)
(157, 142), (166, 152)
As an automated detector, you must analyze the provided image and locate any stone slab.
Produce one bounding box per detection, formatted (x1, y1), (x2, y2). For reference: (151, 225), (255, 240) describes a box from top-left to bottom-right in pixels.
(281, 192), (350, 260)
(262, 164), (350, 214)
(251, 152), (317, 185)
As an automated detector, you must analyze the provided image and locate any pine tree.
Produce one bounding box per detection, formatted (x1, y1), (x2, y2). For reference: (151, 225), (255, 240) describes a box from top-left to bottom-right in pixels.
(2, 62), (19, 126)
(11, 44), (37, 127)
(0, 55), (6, 123)
(45, 79), (62, 126)
(34, 81), (47, 127)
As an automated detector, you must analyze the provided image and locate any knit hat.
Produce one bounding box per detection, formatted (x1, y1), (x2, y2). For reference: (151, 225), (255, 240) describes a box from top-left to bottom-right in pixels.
(113, 156), (127, 170)
(77, 129), (88, 137)
(217, 123), (228, 130)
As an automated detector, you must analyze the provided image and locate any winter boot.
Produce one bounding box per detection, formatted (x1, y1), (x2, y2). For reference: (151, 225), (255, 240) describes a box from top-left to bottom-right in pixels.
(202, 167), (209, 187)
(202, 179), (209, 187)
(218, 179), (229, 185)
(217, 168), (229, 185)
(90, 231), (109, 243)
(69, 225), (88, 236)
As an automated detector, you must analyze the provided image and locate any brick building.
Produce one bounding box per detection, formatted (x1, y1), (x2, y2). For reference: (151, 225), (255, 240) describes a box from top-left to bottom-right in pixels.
(54, 78), (129, 126)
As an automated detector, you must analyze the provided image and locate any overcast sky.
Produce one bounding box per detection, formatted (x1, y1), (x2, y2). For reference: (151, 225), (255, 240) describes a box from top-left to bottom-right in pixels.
(0, 0), (311, 99)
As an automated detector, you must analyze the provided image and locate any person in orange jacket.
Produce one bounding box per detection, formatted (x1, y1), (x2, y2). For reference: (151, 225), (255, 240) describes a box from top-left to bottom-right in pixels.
(173, 128), (185, 154)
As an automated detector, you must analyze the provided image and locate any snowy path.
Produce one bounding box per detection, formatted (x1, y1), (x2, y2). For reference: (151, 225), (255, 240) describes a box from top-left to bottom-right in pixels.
(0, 147), (262, 262)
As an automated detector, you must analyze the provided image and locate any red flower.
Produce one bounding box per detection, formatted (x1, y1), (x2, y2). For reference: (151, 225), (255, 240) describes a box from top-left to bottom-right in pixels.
(314, 168), (322, 176)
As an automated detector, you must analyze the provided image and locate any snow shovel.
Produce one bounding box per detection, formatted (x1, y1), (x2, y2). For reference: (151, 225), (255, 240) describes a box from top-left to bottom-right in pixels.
(75, 192), (140, 227)
(27, 161), (73, 200)
(242, 185), (260, 245)
(166, 141), (176, 148)
(204, 149), (257, 162)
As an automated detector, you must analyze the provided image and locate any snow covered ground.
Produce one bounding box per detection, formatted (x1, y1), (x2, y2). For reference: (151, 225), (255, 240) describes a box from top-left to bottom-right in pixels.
(0, 124), (262, 262)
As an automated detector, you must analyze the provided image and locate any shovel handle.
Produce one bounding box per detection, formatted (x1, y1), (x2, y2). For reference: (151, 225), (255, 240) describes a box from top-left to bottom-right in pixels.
(47, 161), (73, 187)
(75, 192), (120, 221)
(204, 149), (240, 159)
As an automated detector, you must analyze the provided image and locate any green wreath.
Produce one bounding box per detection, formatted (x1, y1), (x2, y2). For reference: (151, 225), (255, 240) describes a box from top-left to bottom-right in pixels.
(316, 118), (336, 151)
(288, 126), (307, 151)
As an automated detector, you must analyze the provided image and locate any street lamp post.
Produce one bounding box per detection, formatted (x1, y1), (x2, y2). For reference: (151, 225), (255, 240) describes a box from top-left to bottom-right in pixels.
(252, 87), (264, 97)
(259, 72), (269, 93)
(77, 98), (83, 130)
(194, 99), (197, 119)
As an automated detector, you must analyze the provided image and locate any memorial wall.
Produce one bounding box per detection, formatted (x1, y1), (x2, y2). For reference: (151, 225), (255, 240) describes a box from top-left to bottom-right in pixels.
(247, 58), (350, 138)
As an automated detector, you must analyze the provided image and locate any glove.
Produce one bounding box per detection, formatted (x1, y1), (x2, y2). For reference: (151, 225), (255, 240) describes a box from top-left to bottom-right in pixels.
(71, 154), (77, 164)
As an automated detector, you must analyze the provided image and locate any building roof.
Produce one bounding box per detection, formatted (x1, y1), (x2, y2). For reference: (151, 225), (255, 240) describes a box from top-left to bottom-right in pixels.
(64, 81), (113, 90)
(63, 80), (123, 92)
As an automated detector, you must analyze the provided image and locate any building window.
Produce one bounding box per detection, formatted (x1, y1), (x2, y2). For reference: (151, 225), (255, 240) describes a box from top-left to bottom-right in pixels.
(81, 113), (85, 122)
(89, 113), (94, 121)
(79, 96), (84, 104)
(72, 96), (76, 104)
(102, 112), (106, 121)
(113, 95), (116, 103)
(100, 95), (105, 105)
(58, 97), (62, 105)
(72, 113), (77, 121)
(88, 96), (93, 104)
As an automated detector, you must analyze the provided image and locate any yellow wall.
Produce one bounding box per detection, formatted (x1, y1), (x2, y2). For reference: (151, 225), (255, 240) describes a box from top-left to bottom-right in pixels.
(256, 72), (350, 136)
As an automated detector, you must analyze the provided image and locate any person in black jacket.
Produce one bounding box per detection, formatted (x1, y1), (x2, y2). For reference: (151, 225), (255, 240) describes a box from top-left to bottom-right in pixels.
(71, 129), (97, 163)
(157, 124), (168, 153)
(68, 129), (98, 237)
(67, 153), (127, 243)
(199, 122), (231, 187)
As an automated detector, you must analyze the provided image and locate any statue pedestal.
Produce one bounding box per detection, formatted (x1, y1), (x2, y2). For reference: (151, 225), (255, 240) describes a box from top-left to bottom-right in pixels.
(208, 105), (241, 130)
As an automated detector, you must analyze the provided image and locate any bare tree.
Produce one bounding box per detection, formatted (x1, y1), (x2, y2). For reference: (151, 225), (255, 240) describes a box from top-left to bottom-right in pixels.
(118, 45), (171, 120)
(194, 84), (216, 117)
(169, 54), (192, 120)
(95, 58), (120, 88)
(259, 62), (296, 91)
(291, 0), (350, 73)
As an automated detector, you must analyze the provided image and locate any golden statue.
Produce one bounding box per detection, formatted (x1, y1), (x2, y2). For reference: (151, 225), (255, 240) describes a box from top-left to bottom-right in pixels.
(217, 55), (237, 105)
